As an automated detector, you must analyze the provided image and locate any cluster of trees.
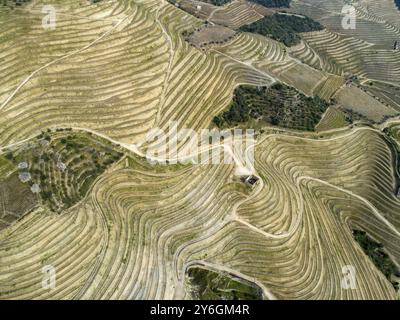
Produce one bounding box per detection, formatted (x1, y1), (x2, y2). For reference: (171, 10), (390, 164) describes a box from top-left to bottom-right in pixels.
(205, 0), (231, 6)
(1, 0), (31, 7)
(249, 0), (291, 7)
(168, 0), (290, 9)
(213, 83), (329, 131)
(240, 13), (324, 46)
(5, 152), (13, 161)
(10, 132), (123, 213)
(187, 267), (263, 300)
(37, 131), (51, 142)
(60, 135), (86, 151)
(202, 0), (291, 7)
(48, 137), (122, 211)
(353, 230), (399, 290)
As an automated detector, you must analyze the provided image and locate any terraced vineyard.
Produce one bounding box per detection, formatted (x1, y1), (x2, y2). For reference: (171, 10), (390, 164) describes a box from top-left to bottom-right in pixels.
(171, 0), (272, 29)
(0, 0), (400, 301)
(315, 106), (349, 132)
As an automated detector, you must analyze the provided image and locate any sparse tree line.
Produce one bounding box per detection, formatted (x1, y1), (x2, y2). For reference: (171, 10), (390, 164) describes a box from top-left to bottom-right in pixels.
(183, 26), (237, 48)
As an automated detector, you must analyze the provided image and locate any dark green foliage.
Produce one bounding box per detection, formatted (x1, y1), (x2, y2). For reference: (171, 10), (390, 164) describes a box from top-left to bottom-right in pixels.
(240, 13), (324, 46)
(213, 83), (329, 131)
(41, 191), (52, 201)
(37, 132), (51, 142)
(204, 0), (231, 6)
(187, 267), (263, 300)
(5, 152), (13, 160)
(249, 0), (291, 7)
(1, 0), (31, 7)
(353, 230), (399, 290)
(198, 0), (291, 6)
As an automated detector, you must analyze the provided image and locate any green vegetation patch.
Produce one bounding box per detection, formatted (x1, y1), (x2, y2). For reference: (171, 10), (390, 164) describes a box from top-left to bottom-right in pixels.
(213, 83), (329, 131)
(353, 230), (399, 291)
(249, 0), (291, 8)
(202, 0), (291, 7)
(187, 267), (263, 300)
(1, 0), (31, 8)
(240, 13), (323, 46)
(383, 126), (400, 196)
(202, 0), (231, 6)
(3, 130), (123, 213)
